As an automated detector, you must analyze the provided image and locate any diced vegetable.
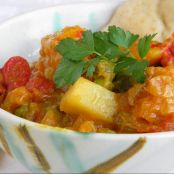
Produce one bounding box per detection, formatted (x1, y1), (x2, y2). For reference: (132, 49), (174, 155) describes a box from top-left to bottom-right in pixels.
(60, 114), (74, 128)
(146, 75), (174, 97)
(97, 128), (115, 134)
(115, 112), (137, 133)
(78, 121), (96, 133)
(41, 109), (59, 127)
(15, 104), (28, 118)
(2, 87), (32, 112)
(161, 34), (174, 67)
(128, 84), (144, 105)
(2, 56), (31, 91)
(94, 60), (115, 90)
(26, 102), (45, 122)
(132, 95), (163, 123)
(26, 75), (55, 94)
(146, 44), (163, 65)
(72, 117), (85, 130)
(60, 77), (118, 124)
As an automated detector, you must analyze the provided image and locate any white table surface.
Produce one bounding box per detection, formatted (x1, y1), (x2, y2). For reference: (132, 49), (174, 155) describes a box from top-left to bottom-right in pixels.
(0, 0), (104, 173)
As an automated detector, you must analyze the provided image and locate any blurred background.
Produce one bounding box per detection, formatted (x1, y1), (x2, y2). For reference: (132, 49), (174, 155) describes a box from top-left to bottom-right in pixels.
(0, 0), (103, 23)
(0, 0), (78, 23)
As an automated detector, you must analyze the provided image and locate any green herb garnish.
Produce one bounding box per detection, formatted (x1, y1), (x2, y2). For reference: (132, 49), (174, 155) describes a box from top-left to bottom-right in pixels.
(138, 34), (157, 59)
(54, 26), (155, 88)
(108, 26), (139, 48)
(115, 58), (149, 83)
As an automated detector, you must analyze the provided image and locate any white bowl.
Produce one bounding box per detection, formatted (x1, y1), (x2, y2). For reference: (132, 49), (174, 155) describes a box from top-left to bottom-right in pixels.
(0, 1), (174, 173)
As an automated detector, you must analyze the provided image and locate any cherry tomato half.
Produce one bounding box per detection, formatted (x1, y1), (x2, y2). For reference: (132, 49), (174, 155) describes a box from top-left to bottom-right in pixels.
(26, 75), (55, 94)
(2, 56), (31, 91)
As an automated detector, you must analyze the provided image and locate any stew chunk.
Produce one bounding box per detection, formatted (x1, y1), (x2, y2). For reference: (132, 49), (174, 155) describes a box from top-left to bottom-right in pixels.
(60, 77), (118, 124)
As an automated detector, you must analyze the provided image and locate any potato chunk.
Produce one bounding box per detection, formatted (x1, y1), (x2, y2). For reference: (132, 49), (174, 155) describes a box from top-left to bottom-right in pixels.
(60, 77), (117, 124)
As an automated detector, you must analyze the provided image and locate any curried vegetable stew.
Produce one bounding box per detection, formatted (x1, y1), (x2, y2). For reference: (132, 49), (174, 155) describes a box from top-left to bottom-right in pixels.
(1, 25), (174, 133)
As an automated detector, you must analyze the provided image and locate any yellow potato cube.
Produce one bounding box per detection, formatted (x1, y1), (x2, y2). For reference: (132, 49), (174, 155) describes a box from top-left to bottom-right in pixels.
(60, 77), (118, 124)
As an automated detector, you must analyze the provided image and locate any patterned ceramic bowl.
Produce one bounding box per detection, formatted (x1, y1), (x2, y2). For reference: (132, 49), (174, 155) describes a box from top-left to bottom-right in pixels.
(0, 1), (174, 173)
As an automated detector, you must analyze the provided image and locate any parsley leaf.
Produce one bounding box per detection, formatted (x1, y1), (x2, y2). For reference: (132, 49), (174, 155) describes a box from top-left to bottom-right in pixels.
(108, 26), (139, 48)
(56, 30), (94, 61)
(54, 26), (155, 89)
(138, 34), (157, 58)
(94, 31), (109, 41)
(53, 58), (85, 88)
(86, 57), (100, 78)
(132, 60), (149, 83)
(94, 37), (127, 59)
(82, 30), (95, 51)
(115, 58), (149, 83)
(115, 57), (136, 73)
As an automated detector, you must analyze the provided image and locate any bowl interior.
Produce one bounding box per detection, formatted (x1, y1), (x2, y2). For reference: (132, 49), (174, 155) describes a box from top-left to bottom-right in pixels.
(0, 0), (173, 138)
(1, 3), (174, 173)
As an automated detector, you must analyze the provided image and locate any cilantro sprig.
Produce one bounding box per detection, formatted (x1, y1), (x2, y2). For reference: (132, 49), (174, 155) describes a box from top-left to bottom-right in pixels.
(54, 26), (156, 89)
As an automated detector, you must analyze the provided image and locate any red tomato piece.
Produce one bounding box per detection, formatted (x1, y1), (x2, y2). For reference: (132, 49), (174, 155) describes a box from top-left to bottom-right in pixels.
(2, 56), (31, 91)
(161, 34), (174, 66)
(26, 75), (55, 94)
